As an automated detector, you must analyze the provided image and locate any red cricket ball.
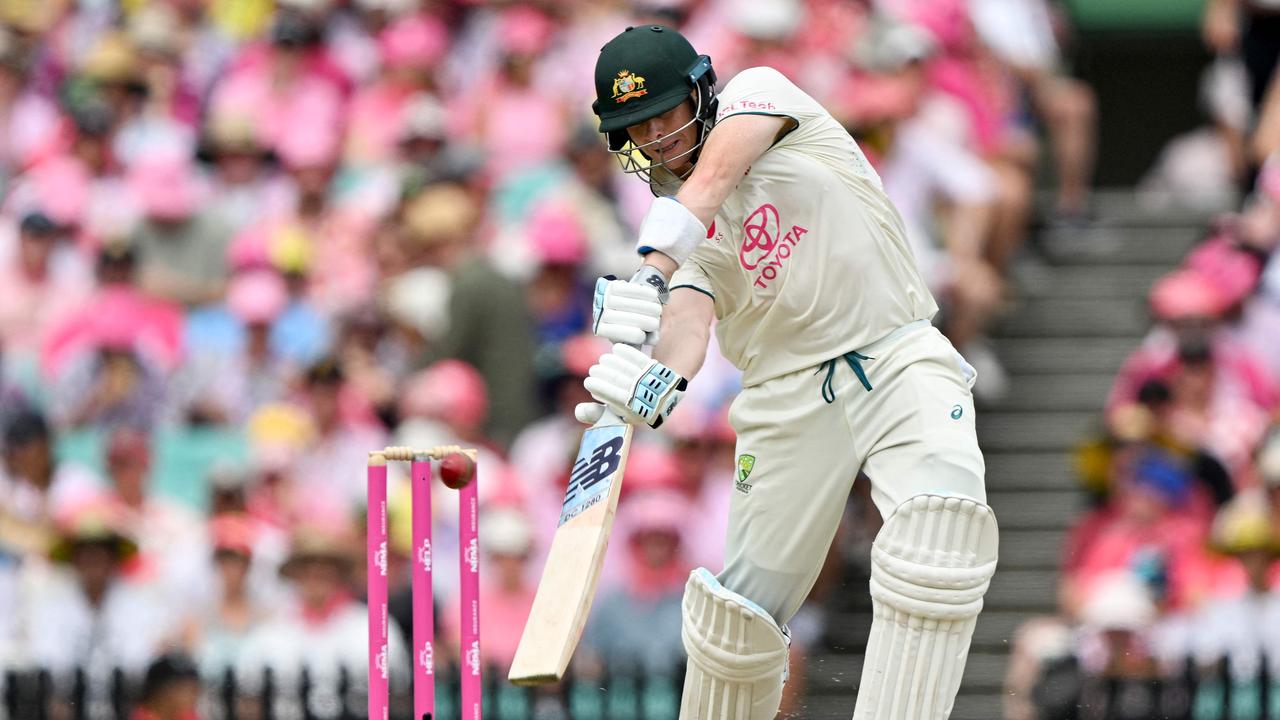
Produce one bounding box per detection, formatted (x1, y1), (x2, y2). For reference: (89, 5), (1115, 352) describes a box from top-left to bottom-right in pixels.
(439, 452), (475, 489)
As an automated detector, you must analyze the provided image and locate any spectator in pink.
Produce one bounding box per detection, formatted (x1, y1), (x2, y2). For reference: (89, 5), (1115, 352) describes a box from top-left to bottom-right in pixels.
(344, 12), (446, 166)
(442, 504), (537, 674)
(128, 156), (234, 307)
(509, 333), (612, 559)
(885, 0), (1035, 256)
(0, 211), (90, 356)
(171, 268), (298, 425)
(276, 108), (379, 315)
(2, 155), (91, 249)
(98, 428), (208, 605)
(48, 322), (169, 432)
(582, 490), (693, 676)
(0, 27), (62, 174)
(395, 359), (496, 456)
(453, 5), (569, 183)
(284, 357), (386, 518)
(209, 11), (347, 162)
(523, 202), (592, 347)
(1062, 447), (1216, 614)
(847, 20), (1006, 399)
(42, 239), (184, 377)
(1107, 269), (1276, 475)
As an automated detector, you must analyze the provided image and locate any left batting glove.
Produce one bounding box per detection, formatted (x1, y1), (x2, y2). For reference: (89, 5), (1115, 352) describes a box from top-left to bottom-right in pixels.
(575, 344), (688, 429)
(593, 276), (663, 346)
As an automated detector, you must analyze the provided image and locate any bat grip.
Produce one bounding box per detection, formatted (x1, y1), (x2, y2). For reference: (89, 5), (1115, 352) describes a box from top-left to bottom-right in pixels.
(593, 265), (670, 427)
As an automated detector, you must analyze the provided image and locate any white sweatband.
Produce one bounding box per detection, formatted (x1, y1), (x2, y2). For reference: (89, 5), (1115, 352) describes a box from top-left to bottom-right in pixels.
(635, 197), (707, 267)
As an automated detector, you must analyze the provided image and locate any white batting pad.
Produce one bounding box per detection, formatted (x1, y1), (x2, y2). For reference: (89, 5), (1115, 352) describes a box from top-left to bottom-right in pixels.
(854, 494), (999, 720)
(635, 197), (707, 266)
(679, 568), (790, 720)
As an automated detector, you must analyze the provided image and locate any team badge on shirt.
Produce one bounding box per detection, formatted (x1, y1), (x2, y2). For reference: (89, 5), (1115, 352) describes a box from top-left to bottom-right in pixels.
(736, 454), (756, 494)
(612, 70), (648, 103)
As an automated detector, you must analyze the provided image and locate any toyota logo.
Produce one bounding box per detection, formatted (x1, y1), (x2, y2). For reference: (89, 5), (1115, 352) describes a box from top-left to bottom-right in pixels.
(740, 204), (780, 271)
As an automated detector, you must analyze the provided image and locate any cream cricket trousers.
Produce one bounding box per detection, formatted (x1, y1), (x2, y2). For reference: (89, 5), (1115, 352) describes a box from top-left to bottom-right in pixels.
(717, 321), (987, 625)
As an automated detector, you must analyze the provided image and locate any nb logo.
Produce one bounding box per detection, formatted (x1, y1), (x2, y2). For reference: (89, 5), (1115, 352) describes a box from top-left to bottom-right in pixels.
(950, 405), (963, 420)
(564, 436), (625, 509)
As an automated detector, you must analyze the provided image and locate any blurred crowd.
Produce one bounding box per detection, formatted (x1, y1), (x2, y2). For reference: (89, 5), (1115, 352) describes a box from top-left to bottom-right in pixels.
(0, 0), (1097, 716)
(1005, 148), (1280, 719)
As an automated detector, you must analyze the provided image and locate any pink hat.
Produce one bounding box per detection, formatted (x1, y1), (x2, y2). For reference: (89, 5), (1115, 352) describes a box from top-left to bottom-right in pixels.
(528, 204), (588, 265)
(620, 445), (681, 496)
(624, 489), (688, 537)
(887, 0), (972, 53)
(129, 158), (203, 220)
(499, 5), (555, 56)
(211, 513), (258, 557)
(379, 14), (448, 70)
(400, 360), (488, 430)
(228, 269), (288, 324)
(1149, 269), (1229, 321)
(93, 300), (146, 351)
(276, 118), (340, 169)
(837, 72), (920, 124)
(560, 334), (611, 377)
(228, 225), (272, 271)
(32, 156), (90, 227)
(1185, 238), (1262, 309)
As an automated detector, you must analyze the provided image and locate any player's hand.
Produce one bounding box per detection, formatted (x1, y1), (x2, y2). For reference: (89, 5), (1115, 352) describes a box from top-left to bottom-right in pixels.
(575, 344), (687, 429)
(592, 276), (662, 346)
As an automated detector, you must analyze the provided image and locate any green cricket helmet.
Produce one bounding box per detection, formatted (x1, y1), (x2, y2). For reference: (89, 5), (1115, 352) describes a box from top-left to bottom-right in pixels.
(592, 25), (717, 181)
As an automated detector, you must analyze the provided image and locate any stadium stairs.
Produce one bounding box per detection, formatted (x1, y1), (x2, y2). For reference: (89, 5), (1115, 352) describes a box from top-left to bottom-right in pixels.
(801, 190), (1219, 719)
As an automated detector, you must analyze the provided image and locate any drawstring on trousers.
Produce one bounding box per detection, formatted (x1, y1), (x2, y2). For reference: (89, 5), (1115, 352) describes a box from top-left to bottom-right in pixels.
(815, 351), (873, 403)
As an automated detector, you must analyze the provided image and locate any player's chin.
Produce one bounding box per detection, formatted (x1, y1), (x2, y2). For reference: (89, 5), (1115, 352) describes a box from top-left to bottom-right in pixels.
(665, 159), (695, 176)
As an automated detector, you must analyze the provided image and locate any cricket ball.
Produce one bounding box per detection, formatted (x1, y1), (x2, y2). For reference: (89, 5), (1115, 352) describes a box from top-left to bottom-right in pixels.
(439, 452), (475, 489)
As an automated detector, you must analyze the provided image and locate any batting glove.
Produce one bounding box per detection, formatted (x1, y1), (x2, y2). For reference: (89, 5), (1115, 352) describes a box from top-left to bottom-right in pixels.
(575, 344), (688, 429)
(593, 276), (663, 346)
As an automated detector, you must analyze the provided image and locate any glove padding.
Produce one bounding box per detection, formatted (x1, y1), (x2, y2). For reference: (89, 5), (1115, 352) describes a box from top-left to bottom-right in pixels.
(593, 276), (663, 346)
(575, 344), (688, 429)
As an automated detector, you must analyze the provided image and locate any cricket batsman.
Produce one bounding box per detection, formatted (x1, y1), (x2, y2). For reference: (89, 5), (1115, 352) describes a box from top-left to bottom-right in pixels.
(577, 26), (1000, 719)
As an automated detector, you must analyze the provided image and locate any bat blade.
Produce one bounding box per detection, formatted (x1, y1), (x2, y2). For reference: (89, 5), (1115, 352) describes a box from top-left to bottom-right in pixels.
(508, 418), (634, 685)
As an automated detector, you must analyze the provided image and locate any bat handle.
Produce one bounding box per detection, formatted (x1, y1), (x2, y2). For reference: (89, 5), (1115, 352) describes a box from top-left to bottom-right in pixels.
(590, 265), (670, 429)
(628, 264), (670, 309)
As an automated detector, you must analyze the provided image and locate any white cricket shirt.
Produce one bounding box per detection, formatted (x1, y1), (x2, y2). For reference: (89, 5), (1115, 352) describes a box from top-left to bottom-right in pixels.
(667, 67), (938, 387)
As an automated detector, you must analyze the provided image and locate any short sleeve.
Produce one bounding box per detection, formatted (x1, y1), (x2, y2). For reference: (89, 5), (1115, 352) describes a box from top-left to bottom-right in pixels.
(670, 253), (716, 302)
(715, 67), (817, 130)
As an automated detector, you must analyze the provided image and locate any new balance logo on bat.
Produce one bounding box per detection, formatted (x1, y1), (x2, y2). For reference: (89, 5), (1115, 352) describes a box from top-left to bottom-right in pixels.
(559, 430), (626, 526)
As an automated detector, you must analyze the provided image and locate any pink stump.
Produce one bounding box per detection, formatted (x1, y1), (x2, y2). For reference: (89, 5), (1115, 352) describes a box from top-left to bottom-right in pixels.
(412, 458), (435, 719)
(459, 476), (481, 719)
(366, 461), (389, 720)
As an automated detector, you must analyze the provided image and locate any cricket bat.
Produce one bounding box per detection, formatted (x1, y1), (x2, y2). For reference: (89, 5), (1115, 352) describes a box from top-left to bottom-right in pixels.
(508, 266), (669, 685)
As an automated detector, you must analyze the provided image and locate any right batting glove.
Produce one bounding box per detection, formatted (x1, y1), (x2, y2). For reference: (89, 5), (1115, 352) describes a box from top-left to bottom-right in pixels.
(575, 344), (688, 429)
(592, 276), (663, 346)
